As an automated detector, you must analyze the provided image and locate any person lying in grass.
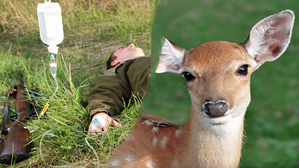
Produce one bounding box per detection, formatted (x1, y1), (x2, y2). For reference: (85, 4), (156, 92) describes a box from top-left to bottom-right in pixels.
(86, 44), (151, 132)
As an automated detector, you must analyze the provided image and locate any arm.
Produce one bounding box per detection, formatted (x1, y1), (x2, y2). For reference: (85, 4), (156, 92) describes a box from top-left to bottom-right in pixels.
(86, 70), (131, 118)
(86, 70), (130, 132)
(86, 57), (151, 132)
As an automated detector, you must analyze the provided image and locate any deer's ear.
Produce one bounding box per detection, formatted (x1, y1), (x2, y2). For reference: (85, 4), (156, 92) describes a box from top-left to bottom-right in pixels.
(156, 38), (186, 74)
(244, 10), (294, 70)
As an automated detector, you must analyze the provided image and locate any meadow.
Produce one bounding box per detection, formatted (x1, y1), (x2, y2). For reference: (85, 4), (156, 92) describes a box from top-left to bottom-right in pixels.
(0, 0), (299, 167)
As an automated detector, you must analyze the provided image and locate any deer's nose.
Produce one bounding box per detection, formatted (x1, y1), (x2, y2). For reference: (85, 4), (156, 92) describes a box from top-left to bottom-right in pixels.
(203, 100), (228, 118)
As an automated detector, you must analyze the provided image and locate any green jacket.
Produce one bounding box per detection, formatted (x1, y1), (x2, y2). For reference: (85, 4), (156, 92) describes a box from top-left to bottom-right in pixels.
(86, 57), (151, 118)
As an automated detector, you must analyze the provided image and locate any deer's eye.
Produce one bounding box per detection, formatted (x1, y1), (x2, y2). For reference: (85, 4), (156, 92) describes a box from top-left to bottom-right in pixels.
(181, 72), (195, 81)
(237, 65), (249, 75)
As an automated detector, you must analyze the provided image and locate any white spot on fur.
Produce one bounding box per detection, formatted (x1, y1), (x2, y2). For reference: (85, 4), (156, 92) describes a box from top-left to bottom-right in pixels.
(175, 129), (180, 137)
(161, 136), (168, 148)
(171, 159), (180, 168)
(110, 160), (121, 167)
(152, 126), (159, 133)
(153, 136), (158, 147)
(146, 161), (156, 168)
(124, 155), (135, 163)
(125, 134), (135, 141)
(143, 120), (153, 126)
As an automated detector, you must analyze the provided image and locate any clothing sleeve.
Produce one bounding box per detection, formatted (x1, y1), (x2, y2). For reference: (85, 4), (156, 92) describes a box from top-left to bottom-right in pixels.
(86, 73), (131, 118)
(117, 57), (151, 98)
(86, 57), (151, 118)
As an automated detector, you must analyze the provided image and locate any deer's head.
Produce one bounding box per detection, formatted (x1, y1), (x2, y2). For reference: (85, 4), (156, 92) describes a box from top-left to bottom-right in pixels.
(156, 10), (294, 127)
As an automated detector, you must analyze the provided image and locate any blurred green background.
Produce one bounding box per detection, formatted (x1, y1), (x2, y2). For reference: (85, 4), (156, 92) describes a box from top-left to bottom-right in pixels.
(142, 0), (299, 167)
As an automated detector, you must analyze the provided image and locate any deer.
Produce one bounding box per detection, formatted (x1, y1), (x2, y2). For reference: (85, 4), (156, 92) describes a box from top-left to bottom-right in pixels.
(104, 10), (294, 168)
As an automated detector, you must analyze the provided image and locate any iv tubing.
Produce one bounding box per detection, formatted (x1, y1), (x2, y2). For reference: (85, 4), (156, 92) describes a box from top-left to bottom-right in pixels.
(40, 55), (59, 117)
(47, 75), (58, 105)
(40, 128), (101, 168)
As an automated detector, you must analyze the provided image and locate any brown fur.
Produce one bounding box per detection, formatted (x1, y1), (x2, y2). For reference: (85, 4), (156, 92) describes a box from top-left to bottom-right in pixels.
(105, 41), (251, 168)
(104, 10), (294, 167)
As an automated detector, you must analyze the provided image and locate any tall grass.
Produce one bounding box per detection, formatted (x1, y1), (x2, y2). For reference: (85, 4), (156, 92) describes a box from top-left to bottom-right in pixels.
(0, 0), (153, 68)
(0, 0), (153, 40)
(0, 50), (142, 167)
(0, 0), (155, 167)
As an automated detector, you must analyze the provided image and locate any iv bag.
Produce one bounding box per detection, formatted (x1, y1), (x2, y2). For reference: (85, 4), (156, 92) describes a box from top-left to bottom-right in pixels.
(37, 0), (64, 54)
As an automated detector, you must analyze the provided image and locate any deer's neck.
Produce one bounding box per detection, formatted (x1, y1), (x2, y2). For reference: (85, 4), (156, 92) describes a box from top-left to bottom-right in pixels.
(181, 108), (244, 168)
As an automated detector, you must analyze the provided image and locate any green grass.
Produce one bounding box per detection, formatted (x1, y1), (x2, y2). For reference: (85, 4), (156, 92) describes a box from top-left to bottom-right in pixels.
(143, 0), (299, 167)
(0, 46), (143, 167)
(0, 0), (155, 167)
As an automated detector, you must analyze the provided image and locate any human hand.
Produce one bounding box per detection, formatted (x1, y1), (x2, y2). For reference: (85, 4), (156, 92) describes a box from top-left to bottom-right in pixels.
(88, 112), (121, 132)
